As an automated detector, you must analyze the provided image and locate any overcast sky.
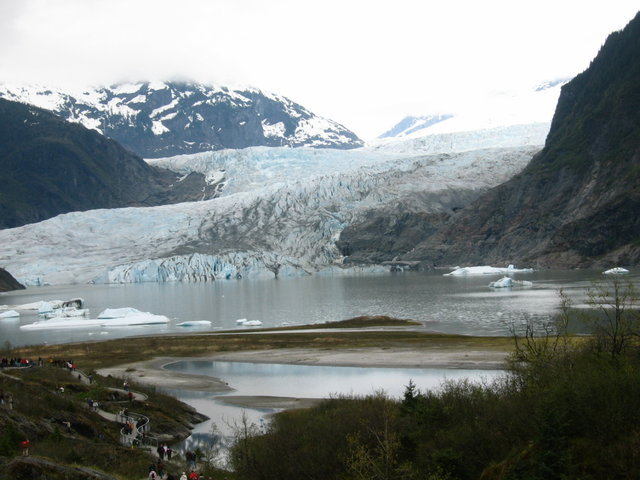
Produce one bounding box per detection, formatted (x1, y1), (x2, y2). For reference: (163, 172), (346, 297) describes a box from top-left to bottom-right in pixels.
(1, 1), (638, 139)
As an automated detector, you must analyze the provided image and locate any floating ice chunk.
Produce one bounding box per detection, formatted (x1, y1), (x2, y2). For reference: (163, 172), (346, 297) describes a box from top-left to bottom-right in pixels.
(38, 301), (63, 314)
(240, 320), (263, 326)
(236, 318), (248, 324)
(43, 307), (89, 319)
(100, 312), (169, 327)
(0, 310), (20, 318)
(21, 318), (104, 330)
(176, 320), (212, 327)
(488, 277), (534, 288)
(444, 265), (533, 276)
(603, 267), (629, 275)
(97, 307), (141, 319)
(488, 277), (513, 288)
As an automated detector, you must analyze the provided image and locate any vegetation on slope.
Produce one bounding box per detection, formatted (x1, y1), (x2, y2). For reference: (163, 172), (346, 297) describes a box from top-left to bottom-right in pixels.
(0, 364), (205, 480)
(0, 98), (213, 229)
(227, 278), (640, 480)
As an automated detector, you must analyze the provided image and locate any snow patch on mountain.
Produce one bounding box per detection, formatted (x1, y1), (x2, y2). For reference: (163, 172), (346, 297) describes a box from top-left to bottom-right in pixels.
(375, 79), (569, 143)
(0, 81), (363, 157)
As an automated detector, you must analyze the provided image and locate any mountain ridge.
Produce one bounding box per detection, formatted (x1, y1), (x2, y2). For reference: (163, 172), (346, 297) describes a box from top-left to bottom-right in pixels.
(400, 12), (640, 268)
(0, 98), (217, 229)
(0, 81), (363, 158)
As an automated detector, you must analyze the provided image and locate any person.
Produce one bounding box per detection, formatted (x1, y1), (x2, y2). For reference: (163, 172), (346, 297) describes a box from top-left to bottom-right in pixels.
(188, 471), (199, 480)
(156, 459), (165, 478)
(157, 443), (165, 460)
(20, 439), (29, 456)
(149, 469), (158, 480)
(186, 451), (196, 470)
(180, 473), (187, 480)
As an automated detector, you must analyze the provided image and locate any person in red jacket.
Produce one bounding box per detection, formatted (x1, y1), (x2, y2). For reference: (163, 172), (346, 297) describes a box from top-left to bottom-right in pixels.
(20, 439), (30, 456)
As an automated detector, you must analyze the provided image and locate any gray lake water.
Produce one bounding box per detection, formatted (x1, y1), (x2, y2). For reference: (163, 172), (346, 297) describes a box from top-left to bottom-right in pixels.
(162, 360), (503, 453)
(2, 268), (634, 453)
(0, 269), (627, 348)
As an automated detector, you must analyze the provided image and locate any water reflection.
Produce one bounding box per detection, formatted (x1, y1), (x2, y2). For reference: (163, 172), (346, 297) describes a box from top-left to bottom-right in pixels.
(1, 269), (620, 347)
(164, 360), (504, 455)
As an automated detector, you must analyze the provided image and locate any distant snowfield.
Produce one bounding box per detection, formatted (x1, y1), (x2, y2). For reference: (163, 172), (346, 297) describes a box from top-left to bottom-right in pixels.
(0, 120), (544, 286)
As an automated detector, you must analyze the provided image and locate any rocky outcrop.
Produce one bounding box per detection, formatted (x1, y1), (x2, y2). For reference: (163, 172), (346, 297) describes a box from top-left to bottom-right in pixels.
(344, 12), (640, 269)
(0, 268), (24, 292)
(0, 98), (217, 229)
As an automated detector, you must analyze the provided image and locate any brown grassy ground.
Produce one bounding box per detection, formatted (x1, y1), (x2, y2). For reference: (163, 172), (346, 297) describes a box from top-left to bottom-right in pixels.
(8, 316), (515, 371)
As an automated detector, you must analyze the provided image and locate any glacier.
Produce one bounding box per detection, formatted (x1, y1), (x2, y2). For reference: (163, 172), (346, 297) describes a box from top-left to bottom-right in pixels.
(0, 129), (543, 286)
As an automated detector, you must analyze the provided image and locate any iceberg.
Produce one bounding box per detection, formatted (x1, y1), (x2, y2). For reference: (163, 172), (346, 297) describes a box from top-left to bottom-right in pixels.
(43, 307), (89, 319)
(603, 267), (629, 275)
(97, 307), (141, 319)
(21, 318), (104, 330)
(488, 276), (534, 288)
(488, 277), (513, 288)
(38, 301), (64, 314)
(176, 320), (212, 327)
(444, 265), (534, 276)
(0, 310), (20, 318)
(20, 308), (169, 329)
(237, 319), (263, 326)
(99, 312), (169, 327)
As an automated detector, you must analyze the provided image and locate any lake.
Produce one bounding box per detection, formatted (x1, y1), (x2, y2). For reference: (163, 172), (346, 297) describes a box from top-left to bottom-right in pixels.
(0, 269), (626, 348)
(2, 268), (633, 454)
(162, 360), (504, 454)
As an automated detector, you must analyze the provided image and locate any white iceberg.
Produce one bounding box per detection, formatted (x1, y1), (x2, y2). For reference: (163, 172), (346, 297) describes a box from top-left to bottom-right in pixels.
(603, 267), (629, 275)
(0, 310), (20, 318)
(238, 319), (263, 326)
(21, 318), (104, 330)
(176, 320), (212, 327)
(444, 264), (534, 276)
(488, 276), (534, 288)
(97, 307), (141, 319)
(99, 312), (169, 327)
(21, 308), (169, 329)
(37, 301), (65, 314)
(488, 277), (513, 288)
(43, 307), (89, 319)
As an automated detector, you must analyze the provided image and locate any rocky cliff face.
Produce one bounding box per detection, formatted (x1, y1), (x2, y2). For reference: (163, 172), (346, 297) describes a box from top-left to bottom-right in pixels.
(0, 98), (216, 229)
(0, 81), (363, 158)
(403, 12), (640, 268)
(0, 267), (24, 292)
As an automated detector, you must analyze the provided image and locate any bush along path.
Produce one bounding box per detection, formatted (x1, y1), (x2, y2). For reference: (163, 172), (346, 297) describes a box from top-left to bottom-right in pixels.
(71, 368), (163, 449)
(0, 357), (209, 479)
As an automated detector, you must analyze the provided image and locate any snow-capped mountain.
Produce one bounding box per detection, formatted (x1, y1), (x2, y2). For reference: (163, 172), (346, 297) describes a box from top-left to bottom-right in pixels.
(0, 78), (565, 286)
(0, 81), (363, 157)
(375, 79), (570, 142)
(0, 142), (539, 286)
